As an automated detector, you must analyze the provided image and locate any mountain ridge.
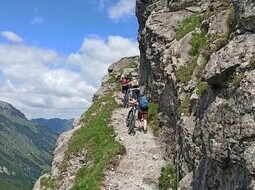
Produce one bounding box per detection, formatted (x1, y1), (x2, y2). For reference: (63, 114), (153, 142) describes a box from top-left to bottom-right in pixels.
(31, 118), (74, 134)
(0, 100), (57, 190)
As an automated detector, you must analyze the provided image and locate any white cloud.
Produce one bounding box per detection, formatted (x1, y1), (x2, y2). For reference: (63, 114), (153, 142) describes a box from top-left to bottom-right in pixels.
(67, 35), (139, 87)
(0, 44), (96, 119)
(0, 35), (139, 119)
(1, 31), (23, 43)
(31, 16), (44, 24)
(108, 0), (135, 20)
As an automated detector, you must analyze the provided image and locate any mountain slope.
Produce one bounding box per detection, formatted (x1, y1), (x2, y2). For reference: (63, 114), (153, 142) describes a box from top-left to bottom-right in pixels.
(0, 100), (57, 190)
(31, 118), (74, 134)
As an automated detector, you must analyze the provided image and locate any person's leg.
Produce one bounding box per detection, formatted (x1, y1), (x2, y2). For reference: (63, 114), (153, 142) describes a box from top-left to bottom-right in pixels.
(142, 110), (148, 132)
(123, 86), (128, 98)
(121, 86), (125, 99)
(137, 110), (143, 131)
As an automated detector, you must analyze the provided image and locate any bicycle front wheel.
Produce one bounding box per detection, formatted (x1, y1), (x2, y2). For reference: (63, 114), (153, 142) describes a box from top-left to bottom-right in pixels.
(123, 95), (128, 108)
(128, 115), (136, 135)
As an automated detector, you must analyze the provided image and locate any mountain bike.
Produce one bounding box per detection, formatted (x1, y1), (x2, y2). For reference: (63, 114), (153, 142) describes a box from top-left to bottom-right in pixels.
(126, 104), (138, 135)
(123, 88), (131, 108)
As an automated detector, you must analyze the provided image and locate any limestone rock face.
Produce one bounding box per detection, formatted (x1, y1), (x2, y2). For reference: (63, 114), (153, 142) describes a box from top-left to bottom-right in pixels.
(136, 0), (255, 189)
(203, 34), (255, 85)
(233, 0), (255, 32)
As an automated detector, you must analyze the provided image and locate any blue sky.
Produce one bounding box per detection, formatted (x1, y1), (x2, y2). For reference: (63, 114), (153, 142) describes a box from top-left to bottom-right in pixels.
(0, 0), (139, 119)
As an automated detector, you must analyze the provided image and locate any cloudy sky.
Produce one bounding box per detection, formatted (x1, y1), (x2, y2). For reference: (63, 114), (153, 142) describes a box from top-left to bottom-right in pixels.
(0, 0), (139, 119)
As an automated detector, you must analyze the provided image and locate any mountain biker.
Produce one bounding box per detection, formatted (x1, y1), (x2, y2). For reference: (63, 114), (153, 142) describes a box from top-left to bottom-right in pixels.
(137, 92), (148, 133)
(129, 89), (148, 133)
(119, 74), (129, 99)
(130, 77), (139, 88)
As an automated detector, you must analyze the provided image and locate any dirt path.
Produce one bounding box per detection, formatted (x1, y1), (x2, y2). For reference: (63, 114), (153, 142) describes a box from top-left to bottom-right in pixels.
(102, 107), (166, 190)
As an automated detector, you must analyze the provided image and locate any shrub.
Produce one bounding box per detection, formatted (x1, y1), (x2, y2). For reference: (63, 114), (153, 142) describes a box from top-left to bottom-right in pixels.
(148, 102), (160, 136)
(226, 5), (236, 34)
(158, 164), (177, 190)
(247, 57), (255, 70)
(175, 15), (201, 41)
(176, 61), (196, 84)
(196, 81), (208, 95)
(189, 32), (206, 56)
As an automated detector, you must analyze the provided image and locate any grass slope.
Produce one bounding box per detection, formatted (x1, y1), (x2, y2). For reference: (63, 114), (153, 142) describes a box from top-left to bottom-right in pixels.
(55, 95), (125, 190)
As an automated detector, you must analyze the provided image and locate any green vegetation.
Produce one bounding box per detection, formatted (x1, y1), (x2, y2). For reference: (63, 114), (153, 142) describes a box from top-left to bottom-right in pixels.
(107, 75), (117, 84)
(176, 61), (196, 84)
(226, 5), (236, 34)
(0, 101), (57, 190)
(196, 81), (209, 95)
(247, 56), (255, 70)
(158, 163), (177, 190)
(40, 175), (55, 189)
(232, 73), (244, 87)
(148, 102), (160, 136)
(175, 14), (201, 40)
(188, 32), (206, 56)
(57, 95), (125, 190)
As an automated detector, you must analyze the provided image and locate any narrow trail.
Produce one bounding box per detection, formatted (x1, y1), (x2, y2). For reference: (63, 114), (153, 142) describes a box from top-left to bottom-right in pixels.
(102, 107), (166, 190)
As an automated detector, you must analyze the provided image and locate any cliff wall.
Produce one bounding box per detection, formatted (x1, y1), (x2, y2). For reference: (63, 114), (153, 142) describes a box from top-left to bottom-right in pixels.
(136, 0), (255, 189)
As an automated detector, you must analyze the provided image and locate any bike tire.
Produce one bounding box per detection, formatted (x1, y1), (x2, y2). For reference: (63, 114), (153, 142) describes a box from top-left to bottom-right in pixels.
(123, 95), (128, 108)
(128, 115), (136, 135)
(126, 110), (132, 127)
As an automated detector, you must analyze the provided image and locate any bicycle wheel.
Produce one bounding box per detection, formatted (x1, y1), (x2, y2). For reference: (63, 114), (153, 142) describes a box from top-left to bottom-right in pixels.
(123, 94), (128, 108)
(126, 109), (132, 127)
(128, 115), (136, 135)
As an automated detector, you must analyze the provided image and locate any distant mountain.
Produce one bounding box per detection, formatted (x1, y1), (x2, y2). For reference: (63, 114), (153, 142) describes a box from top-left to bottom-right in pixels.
(0, 100), (57, 190)
(31, 118), (74, 134)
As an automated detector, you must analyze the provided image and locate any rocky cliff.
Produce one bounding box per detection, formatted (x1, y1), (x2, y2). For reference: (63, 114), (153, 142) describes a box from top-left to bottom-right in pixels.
(136, 0), (255, 189)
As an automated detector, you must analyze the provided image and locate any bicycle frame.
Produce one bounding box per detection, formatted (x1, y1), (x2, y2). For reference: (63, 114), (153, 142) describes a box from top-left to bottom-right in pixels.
(123, 88), (131, 108)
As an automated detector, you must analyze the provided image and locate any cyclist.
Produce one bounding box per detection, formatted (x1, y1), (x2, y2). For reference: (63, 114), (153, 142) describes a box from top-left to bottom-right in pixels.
(128, 86), (140, 132)
(119, 74), (129, 99)
(137, 92), (148, 133)
(130, 77), (139, 88)
(129, 87), (148, 133)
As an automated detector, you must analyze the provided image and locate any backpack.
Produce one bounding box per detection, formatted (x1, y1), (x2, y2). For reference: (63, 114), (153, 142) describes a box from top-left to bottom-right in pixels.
(138, 95), (149, 109)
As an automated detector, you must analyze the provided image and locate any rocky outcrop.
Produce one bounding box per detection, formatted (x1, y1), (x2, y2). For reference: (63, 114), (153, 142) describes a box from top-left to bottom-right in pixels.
(93, 56), (139, 101)
(136, 0), (255, 189)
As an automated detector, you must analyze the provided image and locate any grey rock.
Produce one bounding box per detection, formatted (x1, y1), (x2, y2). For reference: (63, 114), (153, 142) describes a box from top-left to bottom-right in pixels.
(203, 34), (255, 85)
(136, 0), (255, 189)
(233, 0), (255, 32)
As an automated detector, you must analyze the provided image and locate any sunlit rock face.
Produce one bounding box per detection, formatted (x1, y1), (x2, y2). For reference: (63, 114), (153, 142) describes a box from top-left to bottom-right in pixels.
(136, 0), (255, 189)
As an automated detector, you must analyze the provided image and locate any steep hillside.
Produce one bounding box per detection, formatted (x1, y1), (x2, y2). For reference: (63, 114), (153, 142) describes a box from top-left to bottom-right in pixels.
(34, 56), (140, 190)
(31, 118), (74, 134)
(136, 0), (255, 189)
(0, 100), (57, 190)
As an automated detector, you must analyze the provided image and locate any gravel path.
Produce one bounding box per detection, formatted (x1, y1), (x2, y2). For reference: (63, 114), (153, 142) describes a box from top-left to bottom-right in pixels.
(102, 107), (166, 190)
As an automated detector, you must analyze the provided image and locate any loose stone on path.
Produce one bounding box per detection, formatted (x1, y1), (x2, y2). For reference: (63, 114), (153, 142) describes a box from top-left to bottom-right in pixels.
(102, 107), (166, 190)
